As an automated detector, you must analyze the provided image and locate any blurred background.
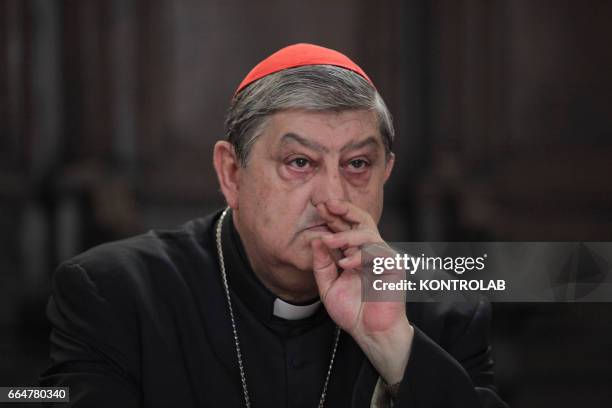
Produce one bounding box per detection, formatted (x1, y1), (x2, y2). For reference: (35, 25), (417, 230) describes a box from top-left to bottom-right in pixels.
(1, 0), (612, 406)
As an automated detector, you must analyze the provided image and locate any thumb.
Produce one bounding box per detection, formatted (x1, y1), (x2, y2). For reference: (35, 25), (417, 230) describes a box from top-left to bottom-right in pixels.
(311, 238), (338, 302)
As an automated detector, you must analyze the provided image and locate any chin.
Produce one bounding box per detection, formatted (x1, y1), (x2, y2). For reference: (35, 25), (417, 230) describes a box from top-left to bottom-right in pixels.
(287, 252), (315, 274)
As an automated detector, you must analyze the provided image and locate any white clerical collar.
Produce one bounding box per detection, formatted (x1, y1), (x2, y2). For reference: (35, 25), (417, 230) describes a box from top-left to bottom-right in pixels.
(272, 297), (321, 320)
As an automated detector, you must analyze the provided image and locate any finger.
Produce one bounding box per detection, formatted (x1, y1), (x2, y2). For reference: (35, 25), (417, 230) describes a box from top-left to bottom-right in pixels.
(343, 246), (359, 258)
(311, 238), (338, 301)
(338, 250), (362, 270)
(325, 199), (375, 227)
(321, 229), (381, 250)
(316, 203), (351, 232)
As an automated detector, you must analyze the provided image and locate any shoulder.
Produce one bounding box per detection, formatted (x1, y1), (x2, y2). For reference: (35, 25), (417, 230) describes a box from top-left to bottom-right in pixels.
(53, 210), (223, 303)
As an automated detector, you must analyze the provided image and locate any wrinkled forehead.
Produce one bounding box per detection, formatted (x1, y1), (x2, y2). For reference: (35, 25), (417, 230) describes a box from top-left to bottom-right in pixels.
(259, 109), (383, 153)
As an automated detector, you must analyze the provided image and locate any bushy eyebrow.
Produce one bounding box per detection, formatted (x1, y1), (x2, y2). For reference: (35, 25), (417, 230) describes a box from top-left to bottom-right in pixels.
(280, 132), (329, 153)
(340, 136), (380, 153)
(280, 133), (381, 154)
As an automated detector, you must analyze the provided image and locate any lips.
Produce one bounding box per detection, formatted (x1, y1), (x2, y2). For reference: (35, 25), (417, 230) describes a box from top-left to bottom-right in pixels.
(305, 223), (332, 233)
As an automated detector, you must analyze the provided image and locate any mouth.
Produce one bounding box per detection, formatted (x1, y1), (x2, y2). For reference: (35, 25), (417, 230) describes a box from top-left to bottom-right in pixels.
(304, 223), (332, 233)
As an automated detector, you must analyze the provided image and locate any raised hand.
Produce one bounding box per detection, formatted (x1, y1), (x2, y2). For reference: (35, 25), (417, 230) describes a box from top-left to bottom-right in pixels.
(311, 199), (414, 385)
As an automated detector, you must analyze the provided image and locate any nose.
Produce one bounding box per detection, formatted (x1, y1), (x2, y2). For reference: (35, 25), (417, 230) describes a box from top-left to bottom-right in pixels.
(311, 165), (349, 207)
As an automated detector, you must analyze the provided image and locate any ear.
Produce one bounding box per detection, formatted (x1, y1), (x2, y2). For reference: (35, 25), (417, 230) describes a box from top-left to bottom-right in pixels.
(213, 141), (240, 209)
(383, 152), (395, 183)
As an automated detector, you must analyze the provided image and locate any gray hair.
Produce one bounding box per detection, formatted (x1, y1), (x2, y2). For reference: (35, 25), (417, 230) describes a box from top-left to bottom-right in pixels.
(225, 65), (394, 166)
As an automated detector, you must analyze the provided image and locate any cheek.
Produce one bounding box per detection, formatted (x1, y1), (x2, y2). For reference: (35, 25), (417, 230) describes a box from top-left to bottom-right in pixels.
(241, 170), (309, 236)
(347, 178), (386, 220)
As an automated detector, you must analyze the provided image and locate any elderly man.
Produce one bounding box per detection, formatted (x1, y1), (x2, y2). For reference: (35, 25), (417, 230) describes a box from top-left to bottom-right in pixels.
(40, 44), (507, 407)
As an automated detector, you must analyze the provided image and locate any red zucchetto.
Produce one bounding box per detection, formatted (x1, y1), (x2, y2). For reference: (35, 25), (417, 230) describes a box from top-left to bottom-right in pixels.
(235, 43), (373, 95)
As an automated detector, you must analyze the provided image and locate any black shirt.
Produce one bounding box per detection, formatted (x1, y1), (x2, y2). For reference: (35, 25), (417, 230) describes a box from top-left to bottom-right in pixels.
(40, 209), (507, 407)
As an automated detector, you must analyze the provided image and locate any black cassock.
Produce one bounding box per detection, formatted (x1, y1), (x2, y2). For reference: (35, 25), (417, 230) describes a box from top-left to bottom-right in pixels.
(40, 209), (508, 407)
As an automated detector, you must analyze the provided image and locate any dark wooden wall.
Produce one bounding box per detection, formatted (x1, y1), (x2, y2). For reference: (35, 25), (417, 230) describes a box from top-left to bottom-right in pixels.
(1, 1), (612, 405)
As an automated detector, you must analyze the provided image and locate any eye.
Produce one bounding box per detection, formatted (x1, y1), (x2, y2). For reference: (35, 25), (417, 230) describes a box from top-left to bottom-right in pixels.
(287, 157), (314, 172)
(345, 158), (370, 173)
(292, 158), (309, 168)
(350, 159), (367, 168)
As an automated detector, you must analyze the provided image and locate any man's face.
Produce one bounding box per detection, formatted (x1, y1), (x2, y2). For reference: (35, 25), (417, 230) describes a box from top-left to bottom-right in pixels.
(234, 109), (394, 276)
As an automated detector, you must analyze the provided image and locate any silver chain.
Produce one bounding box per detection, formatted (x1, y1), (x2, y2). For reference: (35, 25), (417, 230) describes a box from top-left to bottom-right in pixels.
(215, 207), (341, 408)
